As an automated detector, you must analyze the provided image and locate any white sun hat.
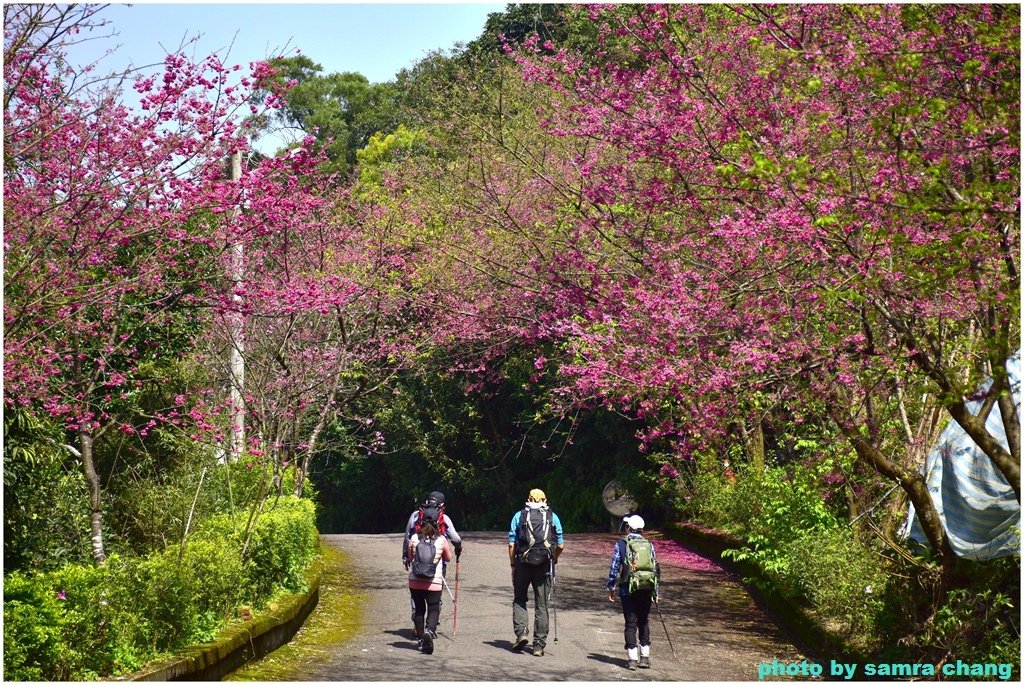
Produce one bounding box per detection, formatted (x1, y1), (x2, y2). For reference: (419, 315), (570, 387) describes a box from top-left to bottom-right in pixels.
(623, 514), (645, 531)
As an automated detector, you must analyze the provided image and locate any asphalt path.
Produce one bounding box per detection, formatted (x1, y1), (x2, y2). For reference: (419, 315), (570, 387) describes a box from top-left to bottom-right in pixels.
(243, 531), (807, 681)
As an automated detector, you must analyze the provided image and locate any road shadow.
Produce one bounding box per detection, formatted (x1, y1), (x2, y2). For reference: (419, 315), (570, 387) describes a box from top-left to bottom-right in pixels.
(386, 640), (420, 651)
(587, 653), (624, 667)
(483, 639), (532, 654)
(382, 629), (413, 639)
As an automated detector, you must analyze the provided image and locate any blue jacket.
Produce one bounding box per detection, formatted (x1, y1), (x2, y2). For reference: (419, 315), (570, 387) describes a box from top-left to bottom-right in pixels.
(508, 505), (564, 547)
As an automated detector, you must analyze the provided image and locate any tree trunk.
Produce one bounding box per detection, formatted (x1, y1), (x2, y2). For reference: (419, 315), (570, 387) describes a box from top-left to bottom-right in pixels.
(79, 426), (107, 564)
(873, 303), (1020, 501)
(946, 400), (1020, 502)
(831, 408), (954, 571)
(295, 419), (324, 498)
(746, 416), (765, 472)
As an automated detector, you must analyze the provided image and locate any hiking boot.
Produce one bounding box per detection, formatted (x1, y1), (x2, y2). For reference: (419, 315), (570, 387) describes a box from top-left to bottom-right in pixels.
(638, 656), (651, 669)
(627, 659), (638, 671)
(512, 633), (529, 652)
(532, 644), (544, 657)
(421, 631), (434, 655)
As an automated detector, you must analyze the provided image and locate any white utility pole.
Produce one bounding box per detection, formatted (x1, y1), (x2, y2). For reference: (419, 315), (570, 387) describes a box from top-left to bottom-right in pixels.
(228, 150), (245, 462)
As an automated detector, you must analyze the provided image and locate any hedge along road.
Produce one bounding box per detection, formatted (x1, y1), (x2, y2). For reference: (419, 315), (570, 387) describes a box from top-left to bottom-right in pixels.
(228, 531), (808, 681)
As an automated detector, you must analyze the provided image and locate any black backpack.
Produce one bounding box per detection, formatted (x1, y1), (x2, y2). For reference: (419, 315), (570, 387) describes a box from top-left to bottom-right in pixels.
(415, 502), (447, 536)
(516, 506), (554, 565)
(411, 535), (440, 578)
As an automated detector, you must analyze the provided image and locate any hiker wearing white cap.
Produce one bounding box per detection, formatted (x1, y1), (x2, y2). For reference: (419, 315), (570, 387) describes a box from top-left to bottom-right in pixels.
(606, 514), (660, 670)
(508, 488), (564, 657)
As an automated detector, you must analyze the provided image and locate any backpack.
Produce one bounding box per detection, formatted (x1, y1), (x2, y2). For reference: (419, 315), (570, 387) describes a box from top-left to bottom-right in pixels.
(415, 502), (447, 537)
(516, 506), (554, 566)
(411, 536), (440, 578)
(623, 536), (657, 594)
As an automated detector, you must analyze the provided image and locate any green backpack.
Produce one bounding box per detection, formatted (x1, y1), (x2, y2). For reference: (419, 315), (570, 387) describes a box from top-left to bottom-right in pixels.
(623, 536), (657, 594)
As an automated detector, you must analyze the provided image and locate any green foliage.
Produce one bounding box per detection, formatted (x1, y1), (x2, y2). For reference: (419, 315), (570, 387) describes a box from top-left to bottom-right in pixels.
(3, 408), (92, 572)
(355, 124), (428, 195)
(2, 496), (319, 680)
(719, 462), (840, 589)
(108, 438), (311, 556)
(674, 452), (738, 527)
(2, 572), (71, 680)
(464, 3), (579, 56)
(906, 555), (1022, 674)
(312, 344), (646, 533)
(683, 448), (879, 609)
(786, 528), (889, 647)
(238, 497), (320, 597)
(680, 436), (1019, 667)
(255, 55), (402, 175)
(917, 587), (1020, 674)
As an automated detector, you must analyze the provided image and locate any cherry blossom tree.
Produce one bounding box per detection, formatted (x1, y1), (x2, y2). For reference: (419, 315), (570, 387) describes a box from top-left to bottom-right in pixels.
(3, 5), (294, 562)
(503, 4), (1019, 565)
(378, 4), (1017, 569)
(207, 166), (430, 497)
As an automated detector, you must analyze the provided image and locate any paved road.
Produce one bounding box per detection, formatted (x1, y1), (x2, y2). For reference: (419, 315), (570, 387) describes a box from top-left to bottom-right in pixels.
(233, 531), (808, 681)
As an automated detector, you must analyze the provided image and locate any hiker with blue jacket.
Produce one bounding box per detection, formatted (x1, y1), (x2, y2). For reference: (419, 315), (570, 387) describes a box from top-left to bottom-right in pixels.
(407, 519), (453, 655)
(402, 490), (463, 638)
(606, 514), (660, 670)
(508, 488), (564, 657)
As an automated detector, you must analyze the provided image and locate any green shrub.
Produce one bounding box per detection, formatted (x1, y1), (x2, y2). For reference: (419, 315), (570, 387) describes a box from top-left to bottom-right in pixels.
(917, 588), (1020, 676)
(675, 452), (736, 528)
(242, 497), (320, 599)
(4, 409), (92, 573)
(3, 572), (71, 680)
(110, 450), (313, 555)
(720, 464), (840, 594)
(2, 491), (319, 680)
(180, 538), (246, 638)
(50, 557), (153, 677)
(909, 554), (1021, 677)
(786, 528), (888, 645)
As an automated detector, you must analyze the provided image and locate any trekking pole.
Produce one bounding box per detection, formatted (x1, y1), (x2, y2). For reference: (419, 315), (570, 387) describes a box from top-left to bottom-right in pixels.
(654, 595), (677, 658)
(441, 575), (457, 605)
(550, 559), (558, 643)
(453, 559), (460, 636)
(439, 574), (458, 641)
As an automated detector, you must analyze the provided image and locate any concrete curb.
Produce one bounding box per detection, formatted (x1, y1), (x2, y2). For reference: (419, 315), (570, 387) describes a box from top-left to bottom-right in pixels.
(124, 559), (323, 681)
(664, 521), (865, 664)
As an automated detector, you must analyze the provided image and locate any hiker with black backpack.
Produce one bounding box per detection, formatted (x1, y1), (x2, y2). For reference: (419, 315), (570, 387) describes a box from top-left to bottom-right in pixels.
(402, 491), (463, 637)
(606, 514), (660, 671)
(407, 519), (453, 655)
(508, 488), (564, 657)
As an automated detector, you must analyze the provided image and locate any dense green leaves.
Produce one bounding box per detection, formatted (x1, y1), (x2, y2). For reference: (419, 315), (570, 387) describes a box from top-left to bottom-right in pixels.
(3, 495), (318, 680)
(254, 55), (403, 175)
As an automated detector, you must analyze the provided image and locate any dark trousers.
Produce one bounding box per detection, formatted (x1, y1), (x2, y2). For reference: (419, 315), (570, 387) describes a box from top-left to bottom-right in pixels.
(512, 561), (551, 646)
(409, 563), (445, 621)
(621, 589), (653, 649)
(410, 588), (442, 635)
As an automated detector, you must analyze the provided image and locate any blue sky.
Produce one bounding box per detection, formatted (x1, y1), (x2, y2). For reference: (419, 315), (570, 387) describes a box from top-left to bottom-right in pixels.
(66, 3), (506, 84)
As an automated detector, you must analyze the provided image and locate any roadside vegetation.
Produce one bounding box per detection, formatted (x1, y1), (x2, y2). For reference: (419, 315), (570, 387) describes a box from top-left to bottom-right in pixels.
(674, 451), (1019, 667)
(4, 4), (1018, 680)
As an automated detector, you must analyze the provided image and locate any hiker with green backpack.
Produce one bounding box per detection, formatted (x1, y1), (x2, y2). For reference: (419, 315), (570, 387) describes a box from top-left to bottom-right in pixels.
(605, 514), (660, 670)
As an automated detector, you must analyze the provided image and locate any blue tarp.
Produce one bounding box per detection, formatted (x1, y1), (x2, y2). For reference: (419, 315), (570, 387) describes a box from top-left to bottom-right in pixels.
(902, 352), (1021, 560)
